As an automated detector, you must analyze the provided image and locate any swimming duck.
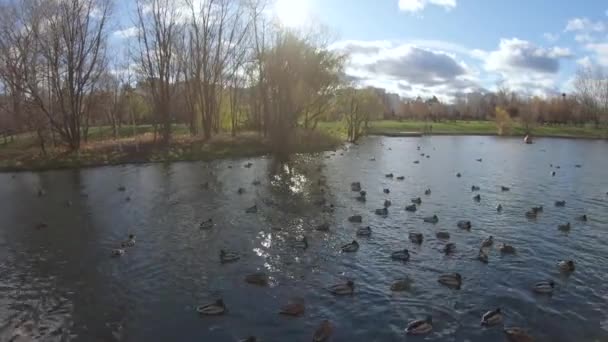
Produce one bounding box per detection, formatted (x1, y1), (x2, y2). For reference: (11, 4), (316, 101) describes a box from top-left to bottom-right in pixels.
(405, 204), (417, 212)
(200, 219), (214, 229)
(294, 236), (308, 249)
(457, 220), (472, 230)
(239, 336), (256, 342)
(244, 162), (253, 168)
(111, 248), (125, 257)
(391, 278), (412, 291)
(438, 273), (462, 289)
(525, 210), (537, 219)
(384, 199), (392, 208)
(472, 185), (480, 191)
(532, 206), (543, 213)
(555, 200), (566, 207)
(558, 222), (571, 232)
(385, 173), (394, 178)
(117, 186), (126, 192)
(532, 280), (555, 294)
(348, 215), (362, 223)
(575, 164), (582, 168)
(504, 327), (534, 342)
(424, 188), (431, 195)
(313, 320), (333, 341)
(436, 231), (450, 239)
(423, 215), (439, 224)
(351, 182), (361, 192)
(577, 214), (587, 222)
(329, 280), (354, 295)
(121, 234), (136, 247)
(397, 176), (405, 180)
(443, 243), (456, 255)
(478, 249), (489, 263)
(375, 207), (388, 216)
(391, 249), (410, 261)
(411, 197), (422, 205)
(481, 308), (503, 326)
(35, 223), (48, 230)
(219, 249), (240, 263)
(476, 158), (483, 162)
(497, 204), (503, 212)
(315, 223), (330, 231)
(237, 187), (246, 195)
(356, 226), (372, 236)
(473, 194), (481, 201)
(417, 146), (420, 150)
(245, 272), (269, 286)
(420, 153), (425, 156)
(125, 197), (131, 202)
(426, 155), (430, 158)
(551, 171), (556, 176)
(405, 316), (433, 335)
(245, 205), (258, 214)
(456, 172), (462, 178)
(555, 165), (560, 169)
(558, 260), (575, 272)
(252, 180), (261, 186)
(499, 243), (516, 254)
(369, 157), (376, 161)
(197, 299), (226, 315)
(413, 160), (420, 164)
(279, 302), (305, 316)
(481, 236), (494, 248)
(409, 232), (423, 244)
(341, 240), (359, 253)
(383, 188), (390, 194)
(501, 186), (510, 191)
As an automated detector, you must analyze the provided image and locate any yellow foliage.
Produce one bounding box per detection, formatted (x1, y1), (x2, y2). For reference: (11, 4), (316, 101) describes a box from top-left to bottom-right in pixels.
(495, 106), (512, 135)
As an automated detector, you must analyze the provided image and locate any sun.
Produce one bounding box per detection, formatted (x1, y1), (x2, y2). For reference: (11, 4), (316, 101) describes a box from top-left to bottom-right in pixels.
(274, 0), (309, 28)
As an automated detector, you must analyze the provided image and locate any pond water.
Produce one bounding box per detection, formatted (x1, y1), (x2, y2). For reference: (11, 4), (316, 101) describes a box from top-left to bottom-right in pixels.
(1, 136), (608, 342)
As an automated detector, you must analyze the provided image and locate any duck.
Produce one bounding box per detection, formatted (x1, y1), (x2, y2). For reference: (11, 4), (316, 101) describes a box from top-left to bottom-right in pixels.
(525, 210), (537, 219)
(481, 236), (494, 248)
(375, 207), (388, 216)
(476, 158), (483, 162)
(472, 185), (480, 191)
(443, 243), (456, 255)
(405, 204), (417, 212)
(457, 220), (472, 230)
(558, 260), (575, 272)
(385, 173), (394, 178)
(575, 164), (582, 168)
(313, 320), (333, 341)
(423, 215), (439, 224)
(473, 194), (481, 201)
(384, 199), (392, 208)
(279, 302), (305, 316)
(201, 182), (209, 189)
(294, 236), (308, 249)
(577, 214), (587, 222)
(424, 188), (431, 195)
(420, 153), (425, 156)
(329, 280), (354, 295)
(477, 249), (489, 263)
(383, 188), (390, 194)
(356, 193), (367, 202)
(438, 273), (462, 289)
(239, 336), (256, 342)
(245, 205), (258, 214)
(369, 157), (376, 161)
(501, 186), (510, 191)
(196, 299), (226, 315)
(456, 172), (462, 178)
(558, 222), (571, 232)
(409, 232), (423, 244)
(341, 240), (359, 253)
(532, 206), (543, 213)
(219, 249), (240, 263)
(551, 171), (556, 176)
(436, 231), (450, 239)
(111, 248), (125, 257)
(499, 243), (516, 254)
(426, 155), (430, 158)
(497, 204), (503, 212)
(315, 223), (330, 231)
(555, 200), (566, 207)
(391, 278), (412, 291)
(351, 182), (361, 192)
(411, 197), (422, 205)
(200, 219), (214, 229)
(532, 280), (555, 294)
(481, 308), (503, 326)
(252, 180), (261, 186)
(237, 187), (246, 194)
(396, 176), (405, 180)
(356, 226), (372, 236)
(35, 223), (48, 230)
(117, 186), (126, 192)
(405, 316), (433, 335)
(391, 249), (410, 261)
(413, 160), (420, 164)
(348, 215), (362, 223)
(121, 234), (136, 247)
(244, 162), (254, 168)
(504, 327), (534, 342)
(245, 273), (269, 286)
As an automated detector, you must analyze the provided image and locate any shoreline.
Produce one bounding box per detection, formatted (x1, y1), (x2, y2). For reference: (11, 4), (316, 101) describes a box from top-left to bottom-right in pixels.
(369, 131), (608, 140)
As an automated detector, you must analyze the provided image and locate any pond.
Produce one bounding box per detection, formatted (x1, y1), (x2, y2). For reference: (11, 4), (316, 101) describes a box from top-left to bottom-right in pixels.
(1, 136), (608, 342)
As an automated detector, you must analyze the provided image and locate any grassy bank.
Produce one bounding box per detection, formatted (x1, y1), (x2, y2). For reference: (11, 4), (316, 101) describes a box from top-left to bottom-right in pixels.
(0, 128), (341, 172)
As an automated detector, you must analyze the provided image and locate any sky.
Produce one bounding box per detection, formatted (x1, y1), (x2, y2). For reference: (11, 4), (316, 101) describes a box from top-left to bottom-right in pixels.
(110, 0), (608, 102)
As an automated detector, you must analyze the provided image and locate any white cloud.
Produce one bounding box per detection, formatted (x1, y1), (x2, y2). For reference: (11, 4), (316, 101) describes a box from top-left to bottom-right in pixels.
(113, 27), (139, 39)
(565, 17), (605, 32)
(574, 33), (594, 43)
(398, 0), (456, 12)
(577, 56), (593, 68)
(543, 33), (559, 42)
(585, 43), (608, 66)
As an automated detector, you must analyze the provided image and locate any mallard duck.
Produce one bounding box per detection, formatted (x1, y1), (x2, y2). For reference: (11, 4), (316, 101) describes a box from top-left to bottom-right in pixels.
(481, 308), (503, 326)
(496, 204), (503, 212)
(457, 220), (472, 230)
(348, 215), (362, 223)
(424, 188), (431, 195)
(417, 146), (420, 150)
(411, 197), (422, 205)
(220, 249), (240, 263)
(245, 205), (257, 214)
(438, 273), (462, 289)
(532, 206), (543, 213)
(456, 172), (462, 178)
(252, 180), (261, 186)
(478, 249), (489, 263)
(125, 197), (131, 202)
(390, 278), (412, 291)
(532, 280), (555, 294)
(426, 155), (430, 158)
(200, 219), (214, 229)
(359, 190), (367, 197)
(197, 299), (226, 315)
(121, 234), (136, 247)
(472, 185), (480, 191)
(558, 222), (571, 232)
(351, 182), (361, 192)
(313, 320), (333, 341)
(504, 327), (534, 342)
(315, 223), (330, 231)
(294, 236), (308, 249)
(501, 186), (510, 191)
(329, 280), (354, 295)
(413, 160), (420, 164)
(525, 210), (537, 219)
(239, 336), (256, 342)
(356, 194), (367, 202)
(558, 260), (575, 272)
(409, 232), (423, 244)
(397, 176), (405, 180)
(481, 236), (493, 248)
(443, 243), (456, 255)
(405, 316), (433, 335)
(245, 272), (269, 286)
(575, 164), (582, 168)
(473, 194), (481, 201)
(279, 302), (305, 316)
(383, 188), (390, 194)
(577, 214), (587, 222)
(341, 240), (359, 253)
(111, 248), (125, 257)
(369, 157), (376, 161)
(499, 243), (516, 254)
(551, 171), (556, 176)
(555, 200), (566, 207)
(117, 186), (126, 192)
(356, 226), (372, 236)
(476, 158), (483, 162)
(385, 173), (394, 178)
(420, 153), (425, 156)
(244, 162), (253, 168)
(391, 249), (410, 261)
(423, 215), (438, 224)
(405, 204), (417, 212)
(384, 199), (392, 208)
(436, 231), (450, 239)
(237, 187), (246, 194)
(375, 207), (388, 216)
(556, 165), (561, 169)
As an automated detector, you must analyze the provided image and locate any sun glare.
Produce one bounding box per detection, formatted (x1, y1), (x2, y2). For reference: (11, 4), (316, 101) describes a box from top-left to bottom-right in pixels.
(275, 0), (309, 28)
